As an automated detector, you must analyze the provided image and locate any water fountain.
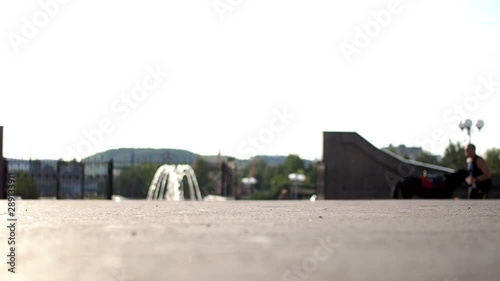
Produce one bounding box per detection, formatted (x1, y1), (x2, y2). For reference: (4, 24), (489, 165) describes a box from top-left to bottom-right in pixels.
(146, 164), (202, 201)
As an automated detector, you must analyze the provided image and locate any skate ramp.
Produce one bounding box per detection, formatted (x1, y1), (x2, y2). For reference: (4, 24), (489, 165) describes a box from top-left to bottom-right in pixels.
(320, 132), (455, 199)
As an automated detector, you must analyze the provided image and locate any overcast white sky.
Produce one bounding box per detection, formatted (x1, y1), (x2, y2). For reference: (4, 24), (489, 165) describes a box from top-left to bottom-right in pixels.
(1, 0), (499, 161)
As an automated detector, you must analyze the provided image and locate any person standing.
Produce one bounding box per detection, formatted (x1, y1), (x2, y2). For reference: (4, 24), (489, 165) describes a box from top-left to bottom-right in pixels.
(465, 144), (492, 199)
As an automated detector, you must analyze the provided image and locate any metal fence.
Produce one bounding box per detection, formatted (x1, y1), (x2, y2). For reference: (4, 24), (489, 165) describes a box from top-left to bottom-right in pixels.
(1, 159), (113, 199)
(0, 158), (239, 200)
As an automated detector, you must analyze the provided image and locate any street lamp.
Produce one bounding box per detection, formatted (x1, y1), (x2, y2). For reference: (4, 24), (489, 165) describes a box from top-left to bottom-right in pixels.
(241, 177), (257, 199)
(459, 119), (484, 143)
(288, 173), (306, 200)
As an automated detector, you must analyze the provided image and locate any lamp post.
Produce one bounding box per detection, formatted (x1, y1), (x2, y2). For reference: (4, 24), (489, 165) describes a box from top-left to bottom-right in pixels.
(459, 119), (484, 144)
(241, 177), (257, 199)
(288, 173), (306, 200)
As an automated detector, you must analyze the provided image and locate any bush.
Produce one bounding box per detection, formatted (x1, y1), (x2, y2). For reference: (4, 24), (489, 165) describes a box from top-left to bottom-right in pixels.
(15, 173), (39, 199)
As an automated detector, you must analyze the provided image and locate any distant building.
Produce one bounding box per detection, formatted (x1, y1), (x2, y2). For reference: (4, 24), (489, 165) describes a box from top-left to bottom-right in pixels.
(382, 144), (439, 161)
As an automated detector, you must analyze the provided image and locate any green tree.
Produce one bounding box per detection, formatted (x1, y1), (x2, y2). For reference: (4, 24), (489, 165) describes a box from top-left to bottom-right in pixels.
(239, 155), (315, 200)
(304, 160), (318, 186)
(193, 157), (210, 195)
(384, 144), (410, 159)
(253, 159), (268, 191)
(15, 173), (39, 199)
(192, 157), (219, 196)
(485, 148), (500, 172)
(386, 144), (397, 154)
(440, 140), (467, 170)
(415, 151), (440, 165)
(254, 154), (309, 200)
(114, 163), (160, 198)
(284, 154), (304, 174)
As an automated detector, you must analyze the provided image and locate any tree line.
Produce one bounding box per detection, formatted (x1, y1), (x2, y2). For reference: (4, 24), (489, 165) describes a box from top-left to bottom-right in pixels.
(189, 154), (315, 200)
(12, 142), (498, 199)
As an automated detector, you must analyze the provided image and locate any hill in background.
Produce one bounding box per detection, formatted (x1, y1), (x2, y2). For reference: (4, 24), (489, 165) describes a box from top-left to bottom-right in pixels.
(82, 148), (313, 168)
(83, 148), (198, 166)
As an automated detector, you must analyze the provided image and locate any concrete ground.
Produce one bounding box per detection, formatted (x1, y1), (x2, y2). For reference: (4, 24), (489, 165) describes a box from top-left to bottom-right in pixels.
(0, 199), (499, 281)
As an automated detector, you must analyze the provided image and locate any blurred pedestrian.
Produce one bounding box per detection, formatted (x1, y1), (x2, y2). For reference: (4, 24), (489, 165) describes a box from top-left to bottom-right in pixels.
(278, 188), (289, 200)
(465, 144), (492, 199)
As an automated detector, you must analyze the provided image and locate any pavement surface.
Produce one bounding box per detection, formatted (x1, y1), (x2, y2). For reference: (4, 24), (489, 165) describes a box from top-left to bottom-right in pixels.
(0, 199), (499, 281)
